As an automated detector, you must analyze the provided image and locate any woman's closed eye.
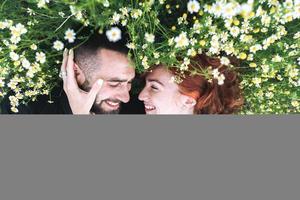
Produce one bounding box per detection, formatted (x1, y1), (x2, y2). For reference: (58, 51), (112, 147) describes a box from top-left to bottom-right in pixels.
(146, 80), (164, 92)
(150, 85), (159, 91)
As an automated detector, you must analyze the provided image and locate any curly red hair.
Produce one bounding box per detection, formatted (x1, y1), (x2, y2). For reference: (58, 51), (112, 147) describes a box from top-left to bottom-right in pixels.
(171, 54), (244, 114)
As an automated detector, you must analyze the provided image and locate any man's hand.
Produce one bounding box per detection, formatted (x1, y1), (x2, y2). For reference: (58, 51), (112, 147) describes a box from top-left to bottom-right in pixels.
(60, 49), (103, 114)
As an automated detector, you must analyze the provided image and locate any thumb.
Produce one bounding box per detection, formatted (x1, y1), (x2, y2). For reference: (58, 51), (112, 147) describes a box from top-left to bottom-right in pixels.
(87, 79), (104, 105)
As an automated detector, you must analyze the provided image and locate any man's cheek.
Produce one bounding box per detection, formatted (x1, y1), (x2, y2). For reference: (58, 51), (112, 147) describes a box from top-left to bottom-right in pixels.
(95, 89), (109, 103)
(95, 91), (105, 104)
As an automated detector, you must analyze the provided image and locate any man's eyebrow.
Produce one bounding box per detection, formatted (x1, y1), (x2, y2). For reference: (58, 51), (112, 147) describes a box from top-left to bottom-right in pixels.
(107, 78), (134, 83)
(147, 79), (164, 86)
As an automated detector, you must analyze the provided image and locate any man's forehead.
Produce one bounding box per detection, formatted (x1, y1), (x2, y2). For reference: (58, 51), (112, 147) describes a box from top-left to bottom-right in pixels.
(98, 48), (128, 61)
(99, 62), (134, 75)
(90, 48), (134, 80)
(98, 49), (133, 67)
(95, 63), (135, 81)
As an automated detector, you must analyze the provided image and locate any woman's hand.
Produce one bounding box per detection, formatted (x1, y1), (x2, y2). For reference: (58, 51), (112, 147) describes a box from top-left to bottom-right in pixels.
(60, 49), (103, 114)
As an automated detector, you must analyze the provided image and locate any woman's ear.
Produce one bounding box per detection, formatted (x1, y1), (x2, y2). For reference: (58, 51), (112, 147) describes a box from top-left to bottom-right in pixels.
(74, 63), (86, 86)
(180, 95), (196, 109)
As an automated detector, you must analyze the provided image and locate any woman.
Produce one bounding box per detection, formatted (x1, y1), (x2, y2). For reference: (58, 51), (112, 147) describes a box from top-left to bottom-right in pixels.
(138, 54), (243, 114)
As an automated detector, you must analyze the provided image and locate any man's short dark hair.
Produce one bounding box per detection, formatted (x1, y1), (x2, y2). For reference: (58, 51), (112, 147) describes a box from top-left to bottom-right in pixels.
(74, 29), (129, 80)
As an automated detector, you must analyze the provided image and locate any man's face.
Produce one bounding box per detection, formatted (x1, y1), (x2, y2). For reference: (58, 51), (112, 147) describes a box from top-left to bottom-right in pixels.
(82, 49), (135, 114)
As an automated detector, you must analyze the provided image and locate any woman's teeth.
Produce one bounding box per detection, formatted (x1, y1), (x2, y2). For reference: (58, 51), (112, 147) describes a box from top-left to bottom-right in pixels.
(145, 105), (155, 111)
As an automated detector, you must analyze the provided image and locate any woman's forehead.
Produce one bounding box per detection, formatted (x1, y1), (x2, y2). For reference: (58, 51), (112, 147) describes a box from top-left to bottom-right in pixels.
(147, 67), (172, 81)
(146, 67), (179, 89)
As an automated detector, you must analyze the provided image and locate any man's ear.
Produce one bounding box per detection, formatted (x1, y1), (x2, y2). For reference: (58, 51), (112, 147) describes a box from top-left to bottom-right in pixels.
(74, 63), (86, 86)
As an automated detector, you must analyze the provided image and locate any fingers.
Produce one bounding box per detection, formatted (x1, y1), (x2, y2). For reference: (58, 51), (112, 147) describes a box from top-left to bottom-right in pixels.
(86, 79), (104, 107)
(60, 49), (68, 82)
(65, 48), (80, 91)
(66, 49), (76, 82)
(60, 48), (68, 72)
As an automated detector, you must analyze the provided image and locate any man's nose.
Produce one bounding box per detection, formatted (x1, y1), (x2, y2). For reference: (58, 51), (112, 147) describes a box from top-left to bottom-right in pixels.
(117, 89), (130, 103)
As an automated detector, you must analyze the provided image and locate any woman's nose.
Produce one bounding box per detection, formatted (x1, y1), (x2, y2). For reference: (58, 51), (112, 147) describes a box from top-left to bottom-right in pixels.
(138, 87), (148, 101)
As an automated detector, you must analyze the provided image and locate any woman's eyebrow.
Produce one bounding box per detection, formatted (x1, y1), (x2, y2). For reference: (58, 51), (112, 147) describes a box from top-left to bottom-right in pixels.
(147, 79), (164, 86)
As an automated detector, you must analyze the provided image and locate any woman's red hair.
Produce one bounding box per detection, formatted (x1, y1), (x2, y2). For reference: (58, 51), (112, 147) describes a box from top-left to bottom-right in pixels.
(171, 54), (244, 114)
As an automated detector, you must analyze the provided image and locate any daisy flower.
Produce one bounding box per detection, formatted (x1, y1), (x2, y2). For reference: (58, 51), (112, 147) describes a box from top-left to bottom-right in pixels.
(9, 52), (19, 61)
(174, 32), (189, 48)
(53, 40), (64, 51)
(220, 57), (230, 65)
(35, 52), (46, 64)
(106, 27), (122, 42)
(64, 28), (76, 43)
(21, 58), (31, 69)
(187, 0), (200, 14)
(145, 33), (155, 43)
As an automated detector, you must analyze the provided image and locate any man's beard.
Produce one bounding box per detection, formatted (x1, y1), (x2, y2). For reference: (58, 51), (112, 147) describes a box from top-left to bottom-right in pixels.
(91, 100), (121, 114)
(81, 79), (121, 114)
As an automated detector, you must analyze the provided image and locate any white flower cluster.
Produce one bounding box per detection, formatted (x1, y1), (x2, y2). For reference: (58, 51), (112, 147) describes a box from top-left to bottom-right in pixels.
(212, 68), (225, 85)
(9, 23), (27, 44)
(207, 0), (253, 19)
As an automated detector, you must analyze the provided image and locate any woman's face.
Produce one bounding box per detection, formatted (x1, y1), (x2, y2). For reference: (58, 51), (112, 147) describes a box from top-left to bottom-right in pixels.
(138, 67), (193, 114)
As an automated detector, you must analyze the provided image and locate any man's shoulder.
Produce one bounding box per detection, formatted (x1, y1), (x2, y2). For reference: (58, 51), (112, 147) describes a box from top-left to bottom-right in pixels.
(1, 86), (72, 114)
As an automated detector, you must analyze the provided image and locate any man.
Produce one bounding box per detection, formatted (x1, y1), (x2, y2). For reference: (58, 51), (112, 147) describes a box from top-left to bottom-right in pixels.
(61, 33), (135, 114)
(1, 33), (144, 114)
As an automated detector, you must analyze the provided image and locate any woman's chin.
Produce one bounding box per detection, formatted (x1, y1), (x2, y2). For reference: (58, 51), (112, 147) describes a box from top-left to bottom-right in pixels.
(144, 108), (157, 114)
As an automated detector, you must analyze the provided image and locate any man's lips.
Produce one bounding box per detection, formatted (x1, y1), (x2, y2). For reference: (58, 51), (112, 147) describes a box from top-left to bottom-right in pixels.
(104, 100), (120, 108)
